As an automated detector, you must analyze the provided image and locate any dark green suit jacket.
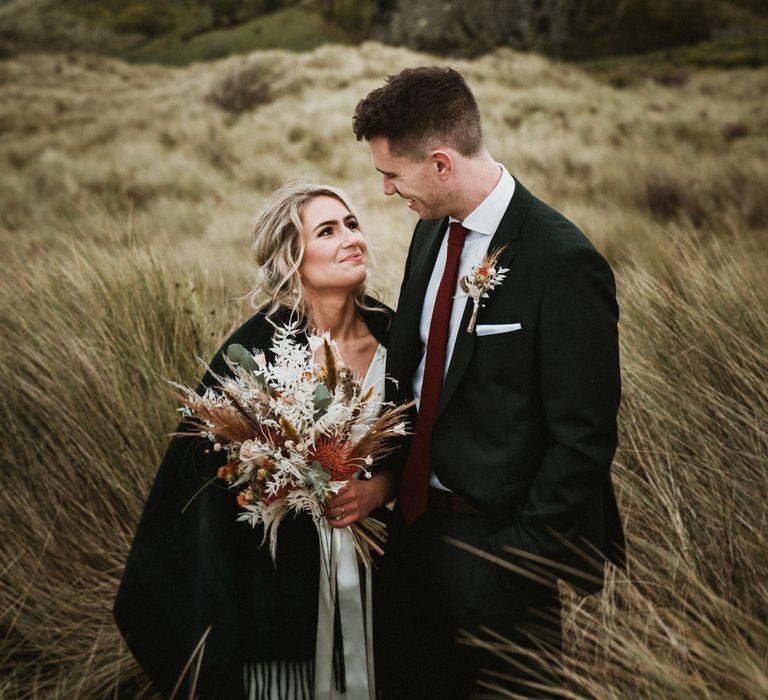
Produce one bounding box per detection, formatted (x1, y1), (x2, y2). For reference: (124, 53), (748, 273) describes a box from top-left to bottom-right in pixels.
(385, 177), (625, 594)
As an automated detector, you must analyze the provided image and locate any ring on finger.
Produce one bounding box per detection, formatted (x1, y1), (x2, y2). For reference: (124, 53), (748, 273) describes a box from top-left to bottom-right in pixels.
(340, 506), (346, 516)
(335, 514), (343, 521)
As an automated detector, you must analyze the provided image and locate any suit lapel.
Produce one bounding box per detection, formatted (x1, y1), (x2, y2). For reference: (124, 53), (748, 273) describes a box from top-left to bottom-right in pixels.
(403, 217), (448, 302)
(436, 178), (533, 419)
(387, 218), (448, 395)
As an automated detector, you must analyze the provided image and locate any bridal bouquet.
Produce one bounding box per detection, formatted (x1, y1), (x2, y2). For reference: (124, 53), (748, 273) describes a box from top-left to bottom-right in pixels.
(172, 323), (409, 564)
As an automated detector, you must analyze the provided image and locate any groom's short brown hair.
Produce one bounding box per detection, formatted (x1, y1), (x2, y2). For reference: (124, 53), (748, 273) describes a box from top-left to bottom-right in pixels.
(353, 66), (482, 159)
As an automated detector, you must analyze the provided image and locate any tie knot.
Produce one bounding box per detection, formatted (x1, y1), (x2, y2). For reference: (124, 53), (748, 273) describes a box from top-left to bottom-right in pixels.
(448, 221), (468, 247)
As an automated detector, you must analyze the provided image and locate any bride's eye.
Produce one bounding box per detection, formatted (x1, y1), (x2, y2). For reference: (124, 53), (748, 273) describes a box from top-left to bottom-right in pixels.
(318, 226), (334, 237)
(347, 219), (360, 231)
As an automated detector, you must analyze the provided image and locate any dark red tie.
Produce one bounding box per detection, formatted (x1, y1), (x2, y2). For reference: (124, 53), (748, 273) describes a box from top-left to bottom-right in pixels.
(399, 222), (469, 525)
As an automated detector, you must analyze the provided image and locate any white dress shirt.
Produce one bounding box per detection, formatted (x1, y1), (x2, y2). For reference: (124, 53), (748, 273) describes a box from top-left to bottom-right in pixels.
(411, 165), (516, 491)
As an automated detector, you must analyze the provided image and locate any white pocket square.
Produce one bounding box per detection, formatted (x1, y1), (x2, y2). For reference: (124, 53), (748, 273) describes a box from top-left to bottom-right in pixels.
(475, 323), (522, 336)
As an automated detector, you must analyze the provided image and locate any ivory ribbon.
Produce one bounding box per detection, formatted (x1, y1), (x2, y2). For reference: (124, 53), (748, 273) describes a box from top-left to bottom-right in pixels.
(315, 520), (375, 700)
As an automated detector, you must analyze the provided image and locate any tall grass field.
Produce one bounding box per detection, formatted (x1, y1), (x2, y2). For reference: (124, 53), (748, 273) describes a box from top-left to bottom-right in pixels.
(1, 42), (767, 698)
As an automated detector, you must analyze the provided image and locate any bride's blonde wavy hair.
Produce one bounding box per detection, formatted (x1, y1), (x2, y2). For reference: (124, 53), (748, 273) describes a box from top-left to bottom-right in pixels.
(247, 178), (383, 329)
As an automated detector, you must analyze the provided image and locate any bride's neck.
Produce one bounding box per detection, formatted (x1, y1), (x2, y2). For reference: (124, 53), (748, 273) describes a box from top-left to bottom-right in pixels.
(307, 292), (362, 340)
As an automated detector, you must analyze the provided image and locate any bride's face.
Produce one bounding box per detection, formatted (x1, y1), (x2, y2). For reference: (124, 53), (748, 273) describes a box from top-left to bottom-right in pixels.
(299, 196), (368, 295)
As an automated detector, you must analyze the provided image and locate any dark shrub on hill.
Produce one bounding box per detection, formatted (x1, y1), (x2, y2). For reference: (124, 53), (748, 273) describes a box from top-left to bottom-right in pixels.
(206, 59), (276, 113)
(617, 0), (712, 53)
(112, 4), (176, 38)
(209, 0), (243, 26)
(562, 0), (715, 58)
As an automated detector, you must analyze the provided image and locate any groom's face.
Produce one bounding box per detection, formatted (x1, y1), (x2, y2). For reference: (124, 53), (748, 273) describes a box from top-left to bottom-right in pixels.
(368, 137), (450, 220)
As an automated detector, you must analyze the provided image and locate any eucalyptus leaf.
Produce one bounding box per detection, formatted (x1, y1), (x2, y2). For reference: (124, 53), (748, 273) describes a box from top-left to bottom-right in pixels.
(226, 343), (259, 375)
(306, 460), (331, 498)
(313, 384), (333, 410)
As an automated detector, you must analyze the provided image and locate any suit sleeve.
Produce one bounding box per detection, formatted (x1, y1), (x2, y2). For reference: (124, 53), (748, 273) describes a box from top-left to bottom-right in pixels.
(488, 246), (621, 587)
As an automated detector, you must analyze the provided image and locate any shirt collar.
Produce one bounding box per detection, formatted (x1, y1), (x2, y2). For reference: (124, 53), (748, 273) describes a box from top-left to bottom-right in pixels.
(449, 164), (515, 237)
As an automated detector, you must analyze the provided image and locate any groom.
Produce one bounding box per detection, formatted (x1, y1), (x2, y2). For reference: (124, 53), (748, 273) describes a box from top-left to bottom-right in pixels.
(353, 67), (625, 698)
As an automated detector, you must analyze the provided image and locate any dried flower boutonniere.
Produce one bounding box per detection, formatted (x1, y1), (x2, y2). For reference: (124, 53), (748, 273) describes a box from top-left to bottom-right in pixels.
(459, 245), (510, 333)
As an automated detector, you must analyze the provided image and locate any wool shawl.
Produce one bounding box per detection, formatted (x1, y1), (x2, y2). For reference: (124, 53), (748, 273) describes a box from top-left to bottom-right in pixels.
(114, 300), (392, 699)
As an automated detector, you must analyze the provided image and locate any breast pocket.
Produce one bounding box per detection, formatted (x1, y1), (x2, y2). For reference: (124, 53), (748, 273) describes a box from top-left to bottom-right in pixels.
(473, 321), (530, 353)
(468, 320), (535, 389)
(475, 322), (522, 337)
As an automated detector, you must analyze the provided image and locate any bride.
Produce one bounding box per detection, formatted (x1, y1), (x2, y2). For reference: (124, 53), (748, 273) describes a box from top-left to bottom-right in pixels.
(114, 180), (400, 699)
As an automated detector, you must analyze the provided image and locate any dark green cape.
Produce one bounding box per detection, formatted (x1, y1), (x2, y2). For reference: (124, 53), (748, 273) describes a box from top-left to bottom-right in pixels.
(114, 301), (392, 699)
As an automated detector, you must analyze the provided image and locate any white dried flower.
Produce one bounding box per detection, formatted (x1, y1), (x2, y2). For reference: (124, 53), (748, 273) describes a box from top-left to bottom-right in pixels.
(240, 439), (265, 463)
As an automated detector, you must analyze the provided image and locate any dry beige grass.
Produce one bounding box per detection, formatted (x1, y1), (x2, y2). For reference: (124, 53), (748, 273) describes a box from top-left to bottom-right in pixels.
(553, 237), (768, 699)
(1, 42), (767, 698)
(2, 43), (766, 291)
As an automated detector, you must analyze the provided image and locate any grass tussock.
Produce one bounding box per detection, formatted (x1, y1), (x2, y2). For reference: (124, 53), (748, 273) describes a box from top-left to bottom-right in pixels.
(0, 235), (244, 698)
(548, 238), (768, 699)
(1, 42), (767, 697)
(472, 237), (768, 699)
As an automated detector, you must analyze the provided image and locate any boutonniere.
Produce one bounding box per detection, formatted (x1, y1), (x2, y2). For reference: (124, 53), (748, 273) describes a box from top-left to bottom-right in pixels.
(459, 245), (510, 334)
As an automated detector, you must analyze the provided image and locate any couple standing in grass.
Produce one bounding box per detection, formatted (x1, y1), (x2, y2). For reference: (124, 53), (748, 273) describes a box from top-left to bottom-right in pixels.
(115, 66), (625, 699)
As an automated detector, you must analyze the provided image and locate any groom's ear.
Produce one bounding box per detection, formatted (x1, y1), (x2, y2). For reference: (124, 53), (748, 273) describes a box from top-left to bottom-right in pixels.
(430, 150), (453, 179)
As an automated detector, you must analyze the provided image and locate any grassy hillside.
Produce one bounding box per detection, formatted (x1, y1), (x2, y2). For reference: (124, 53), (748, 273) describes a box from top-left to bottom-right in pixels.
(123, 6), (352, 64)
(0, 0), (353, 60)
(580, 29), (768, 86)
(1, 42), (767, 697)
(1, 0), (767, 67)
